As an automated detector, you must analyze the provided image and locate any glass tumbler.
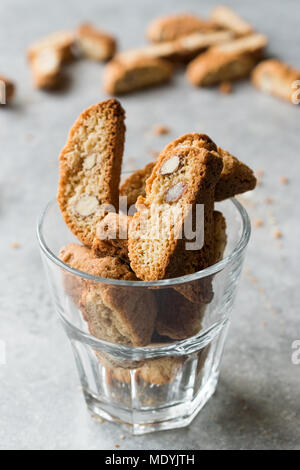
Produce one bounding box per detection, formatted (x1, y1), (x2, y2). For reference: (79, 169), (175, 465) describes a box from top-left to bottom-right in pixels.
(37, 195), (250, 435)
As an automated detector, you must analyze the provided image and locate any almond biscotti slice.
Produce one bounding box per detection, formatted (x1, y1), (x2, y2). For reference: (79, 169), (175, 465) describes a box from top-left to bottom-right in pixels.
(119, 162), (155, 208)
(80, 261), (157, 347)
(128, 146), (223, 281)
(162, 133), (256, 201)
(155, 289), (206, 340)
(92, 212), (131, 263)
(60, 243), (156, 346)
(57, 99), (126, 246)
(214, 146), (256, 201)
(103, 56), (173, 95)
(0, 75), (15, 104)
(146, 13), (218, 43)
(211, 5), (254, 37)
(29, 47), (62, 89)
(27, 30), (75, 63)
(252, 59), (300, 104)
(76, 23), (117, 61)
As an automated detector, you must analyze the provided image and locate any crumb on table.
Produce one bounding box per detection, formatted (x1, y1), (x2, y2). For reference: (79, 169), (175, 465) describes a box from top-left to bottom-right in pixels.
(153, 124), (170, 135)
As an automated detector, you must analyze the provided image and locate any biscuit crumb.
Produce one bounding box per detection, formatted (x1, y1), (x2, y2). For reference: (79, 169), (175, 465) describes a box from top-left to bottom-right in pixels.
(273, 229), (282, 239)
(265, 197), (273, 204)
(280, 176), (289, 184)
(11, 242), (20, 249)
(115, 444), (120, 449)
(261, 321), (267, 327)
(95, 417), (104, 424)
(254, 219), (263, 227)
(154, 124), (171, 135)
(219, 81), (232, 94)
(256, 169), (264, 177)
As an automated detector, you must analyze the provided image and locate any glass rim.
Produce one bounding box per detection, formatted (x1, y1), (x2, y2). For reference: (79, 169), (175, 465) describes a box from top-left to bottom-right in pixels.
(37, 197), (251, 288)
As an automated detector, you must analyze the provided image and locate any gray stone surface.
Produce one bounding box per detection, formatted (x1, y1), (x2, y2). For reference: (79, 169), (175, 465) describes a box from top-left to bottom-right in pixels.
(0, 0), (299, 450)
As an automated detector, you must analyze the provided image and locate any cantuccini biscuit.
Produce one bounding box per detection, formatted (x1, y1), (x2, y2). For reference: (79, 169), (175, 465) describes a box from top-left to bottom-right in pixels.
(128, 146), (223, 281)
(77, 23), (117, 61)
(155, 289), (206, 340)
(57, 99), (126, 246)
(60, 243), (157, 346)
(211, 5), (254, 37)
(80, 267), (157, 347)
(163, 133), (256, 201)
(29, 47), (62, 89)
(92, 212), (130, 263)
(0, 75), (15, 103)
(98, 351), (184, 386)
(103, 56), (173, 95)
(214, 146), (256, 201)
(119, 162), (155, 208)
(146, 13), (218, 43)
(187, 47), (257, 87)
(117, 30), (234, 64)
(27, 30), (75, 64)
(251, 59), (300, 104)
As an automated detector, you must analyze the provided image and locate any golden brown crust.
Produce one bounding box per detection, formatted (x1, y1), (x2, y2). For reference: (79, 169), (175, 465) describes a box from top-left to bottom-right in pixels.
(146, 13), (218, 43)
(251, 59), (300, 103)
(0, 75), (15, 102)
(92, 212), (130, 263)
(57, 99), (126, 246)
(128, 146), (223, 281)
(119, 162), (155, 208)
(211, 5), (254, 36)
(103, 56), (173, 95)
(77, 23), (117, 61)
(27, 30), (75, 63)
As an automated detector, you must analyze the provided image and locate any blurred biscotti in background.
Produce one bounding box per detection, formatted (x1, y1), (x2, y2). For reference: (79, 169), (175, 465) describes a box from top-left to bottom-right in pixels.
(0, 75), (15, 103)
(76, 23), (117, 61)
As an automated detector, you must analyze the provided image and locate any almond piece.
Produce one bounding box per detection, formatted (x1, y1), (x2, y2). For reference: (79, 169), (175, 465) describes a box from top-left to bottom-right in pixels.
(160, 155), (182, 175)
(164, 182), (187, 203)
(74, 195), (99, 216)
(83, 154), (97, 170)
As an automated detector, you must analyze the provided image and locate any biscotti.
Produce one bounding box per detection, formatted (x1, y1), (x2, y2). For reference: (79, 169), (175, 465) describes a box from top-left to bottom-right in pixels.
(214, 146), (256, 201)
(162, 133), (256, 201)
(60, 243), (157, 346)
(92, 212), (130, 263)
(0, 75), (15, 103)
(57, 99), (126, 246)
(252, 59), (300, 104)
(29, 47), (62, 89)
(119, 162), (155, 208)
(146, 13), (218, 43)
(211, 5), (254, 37)
(117, 30), (234, 64)
(103, 56), (173, 95)
(76, 23), (117, 61)
(128, 146), (223, 281)
(155, 289), (206, 340)
(80, 261), (157, 346)
(187, 47), (257, 87)
(27, 30), (75, 64)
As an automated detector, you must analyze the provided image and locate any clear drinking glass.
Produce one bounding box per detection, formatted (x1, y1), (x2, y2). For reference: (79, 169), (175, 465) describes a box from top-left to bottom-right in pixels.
(37, 192), (250, 435)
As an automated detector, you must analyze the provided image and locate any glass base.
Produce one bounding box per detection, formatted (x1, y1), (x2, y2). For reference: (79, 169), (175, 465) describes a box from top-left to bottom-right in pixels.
(85, 372), (219, 435)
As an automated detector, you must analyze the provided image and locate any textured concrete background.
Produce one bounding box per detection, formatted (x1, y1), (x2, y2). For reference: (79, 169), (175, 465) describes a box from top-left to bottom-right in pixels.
(0, 0), (299, 450)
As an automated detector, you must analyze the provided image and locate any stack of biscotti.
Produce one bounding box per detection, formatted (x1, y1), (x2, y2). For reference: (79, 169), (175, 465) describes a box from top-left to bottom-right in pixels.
(102, 7), (269, 95)
(57, 99), (256, 359)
